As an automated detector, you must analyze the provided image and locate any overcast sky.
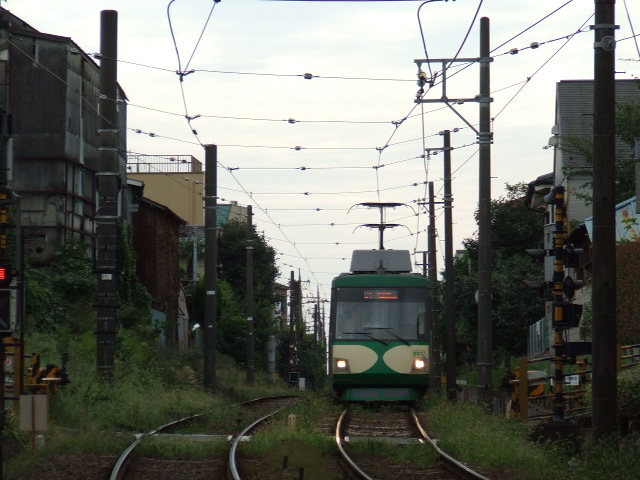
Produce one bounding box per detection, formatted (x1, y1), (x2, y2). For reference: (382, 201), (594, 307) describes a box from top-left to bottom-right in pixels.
(5, 0), (640, 311)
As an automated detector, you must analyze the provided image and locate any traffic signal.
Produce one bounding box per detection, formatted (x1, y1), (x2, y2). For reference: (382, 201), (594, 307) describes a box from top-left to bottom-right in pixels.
(0, 260), (13, 335)
(525, 249), (550, 263)
(553, 301), (583, 329)
(563, 244), (583, 269)
(0, 262), (11, 286)
(523, 280), (548, 296)
(563, 276), (585, 300)
(0, 188), (9, 251)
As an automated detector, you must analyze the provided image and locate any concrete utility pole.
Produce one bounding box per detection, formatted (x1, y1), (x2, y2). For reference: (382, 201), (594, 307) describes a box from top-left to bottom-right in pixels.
(428, 181), (441, 392)
(246, 205), (255, 386)
(96, 10), (119, 382)
(442, 130), (457, 401)
(204, 144), (218, 390)
(591, 0), (617, 440)
(415, 17), (492, 405)
(476, 17), (493, 407)
(288, 271), (300, 384)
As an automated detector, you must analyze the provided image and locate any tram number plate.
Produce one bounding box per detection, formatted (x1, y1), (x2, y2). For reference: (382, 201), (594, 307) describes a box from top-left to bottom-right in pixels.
(412, 351), (426, 357)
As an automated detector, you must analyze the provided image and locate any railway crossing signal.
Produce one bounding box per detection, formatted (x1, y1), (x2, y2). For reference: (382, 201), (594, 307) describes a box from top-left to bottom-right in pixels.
(522, 185), (590, 422)
(522, 280), (548, 297)
(563, 244), (583, 269)
(525, 248), (550, 262)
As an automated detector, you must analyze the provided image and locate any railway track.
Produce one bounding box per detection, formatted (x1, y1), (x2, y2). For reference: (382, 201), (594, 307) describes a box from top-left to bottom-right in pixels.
(335, 405), (494, 480)
(110, 397), (501, 480)
(109, 395), (297, 480)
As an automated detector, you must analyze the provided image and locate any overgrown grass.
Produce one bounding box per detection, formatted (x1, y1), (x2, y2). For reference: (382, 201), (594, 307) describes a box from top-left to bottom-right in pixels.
(424, 394), (563, 480)
(3, 329), (295, 479)
(5, 428), (132, 479)
(136, 435), (229, 460)
(238, 404), (339, 480)
(423, 393), (640, 480)
(560, 434), (640, 480)
(348, 439), (438, 467)
(10, 325), (639, 480)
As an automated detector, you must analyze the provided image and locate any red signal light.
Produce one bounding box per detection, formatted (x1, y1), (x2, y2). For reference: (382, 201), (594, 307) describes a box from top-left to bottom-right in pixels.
(0, 264), (11, 285)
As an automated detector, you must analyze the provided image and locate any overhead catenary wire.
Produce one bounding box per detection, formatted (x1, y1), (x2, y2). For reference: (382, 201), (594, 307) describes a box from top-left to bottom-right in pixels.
(21, 1), (637, 296)
(622, 0), (640, 61)
(492, 14), (594, 122)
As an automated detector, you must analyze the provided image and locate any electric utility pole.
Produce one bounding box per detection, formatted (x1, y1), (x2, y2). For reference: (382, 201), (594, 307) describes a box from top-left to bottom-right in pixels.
(246, 205), (255, 386)
(442, 130), (457, 401)
(476, 17), (493, 407)
(96, 10), (119, 382)
(414, 17), (492, 405)
(427, 181), (441, 392)
(204, 144), (218, 390)
(591, 0), (617, 440)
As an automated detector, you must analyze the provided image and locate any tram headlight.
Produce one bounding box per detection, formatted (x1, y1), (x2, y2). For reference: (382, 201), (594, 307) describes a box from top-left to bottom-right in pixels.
(412, 357), (427, 371)
(335, 358), (350, 372)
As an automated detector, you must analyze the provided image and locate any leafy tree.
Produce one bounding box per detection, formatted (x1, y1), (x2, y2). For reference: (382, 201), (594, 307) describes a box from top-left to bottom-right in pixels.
(453, 183), (545, 360)
(25, 240), (96, 333)
(118, 219), (153, 329)
(190, 218), (280, 370)
(25, 235), (153, 334)
(218, 279), (255, 365)
(219, 219), (280, 370)
(217, 219), (279, 304)
(297, 331), (326, 391)
(616, 95), (640, 146)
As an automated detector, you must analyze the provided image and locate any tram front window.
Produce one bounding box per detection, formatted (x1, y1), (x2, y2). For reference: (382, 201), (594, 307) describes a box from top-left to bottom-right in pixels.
(334, 287), (427, 341)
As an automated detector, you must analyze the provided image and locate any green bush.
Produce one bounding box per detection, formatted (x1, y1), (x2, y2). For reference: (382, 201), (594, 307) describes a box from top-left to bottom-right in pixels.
(618, 366), (640, 418)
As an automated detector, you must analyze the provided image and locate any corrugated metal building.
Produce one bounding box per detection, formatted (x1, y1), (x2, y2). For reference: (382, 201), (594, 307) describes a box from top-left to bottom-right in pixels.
(0, 8), (128, 263)
(553, 79), (640, 223)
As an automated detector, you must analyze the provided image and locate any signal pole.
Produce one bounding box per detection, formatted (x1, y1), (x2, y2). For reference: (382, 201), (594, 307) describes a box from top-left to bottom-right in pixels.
(551, 187), (568, 422)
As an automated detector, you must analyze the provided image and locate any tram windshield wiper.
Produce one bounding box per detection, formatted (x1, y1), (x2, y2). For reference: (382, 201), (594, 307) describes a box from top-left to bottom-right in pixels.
(364, 327), (411, 346)
(342, 332), (388, 345)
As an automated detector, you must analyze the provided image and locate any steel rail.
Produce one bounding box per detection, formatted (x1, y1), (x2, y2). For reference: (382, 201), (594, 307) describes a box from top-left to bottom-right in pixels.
(228, 404), (290, 480)
(410, 408), (492, 480)
(334, 406), (374, 480)
(110, 412), (202, 480)
(110, 395), (296, 480)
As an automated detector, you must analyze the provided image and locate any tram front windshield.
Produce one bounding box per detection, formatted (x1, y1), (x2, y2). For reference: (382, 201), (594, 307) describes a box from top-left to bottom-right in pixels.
(333, 287), (427, 341)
